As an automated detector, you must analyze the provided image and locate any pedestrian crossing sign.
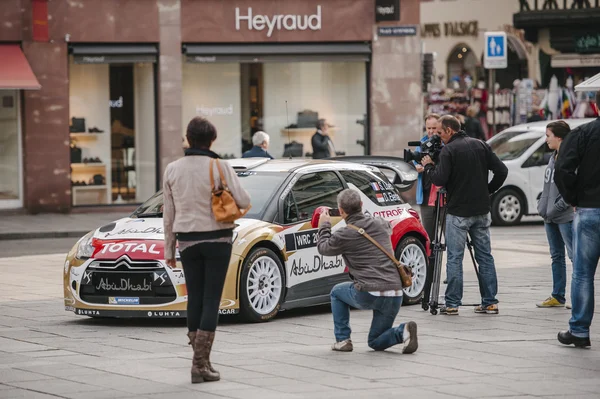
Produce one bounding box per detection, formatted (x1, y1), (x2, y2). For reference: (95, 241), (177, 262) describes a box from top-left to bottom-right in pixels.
(484, 32), (507, 69)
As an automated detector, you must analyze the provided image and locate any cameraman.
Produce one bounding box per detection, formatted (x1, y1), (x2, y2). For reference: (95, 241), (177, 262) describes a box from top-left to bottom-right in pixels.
(317, 189), (418, 354)
(421, 115), (508, 315)
(414, 113), (440, 240)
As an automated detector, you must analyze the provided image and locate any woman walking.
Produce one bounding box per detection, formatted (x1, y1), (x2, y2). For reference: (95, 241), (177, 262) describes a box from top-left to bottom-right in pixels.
(163, 117), (251, 383)
(536, 121), (573, 308)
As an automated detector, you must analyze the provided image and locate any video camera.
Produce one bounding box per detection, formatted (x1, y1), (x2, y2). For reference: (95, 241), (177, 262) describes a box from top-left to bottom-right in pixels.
(403, 135), (443, 164)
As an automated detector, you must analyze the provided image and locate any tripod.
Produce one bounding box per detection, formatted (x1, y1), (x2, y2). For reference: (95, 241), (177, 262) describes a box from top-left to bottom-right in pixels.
(421, 188), (482, 315)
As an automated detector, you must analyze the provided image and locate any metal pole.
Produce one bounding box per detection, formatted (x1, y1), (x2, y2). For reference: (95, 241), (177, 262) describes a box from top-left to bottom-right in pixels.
(492, 69), (497, 136)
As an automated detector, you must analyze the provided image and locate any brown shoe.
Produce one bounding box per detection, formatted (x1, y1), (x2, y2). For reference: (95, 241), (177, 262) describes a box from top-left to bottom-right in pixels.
(191, 330), (220, 383)
(188, 331), (217, 374)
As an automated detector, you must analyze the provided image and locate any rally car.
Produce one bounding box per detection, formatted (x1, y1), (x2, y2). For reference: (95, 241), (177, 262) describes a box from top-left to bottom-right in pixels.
(64, 157), (430, 322)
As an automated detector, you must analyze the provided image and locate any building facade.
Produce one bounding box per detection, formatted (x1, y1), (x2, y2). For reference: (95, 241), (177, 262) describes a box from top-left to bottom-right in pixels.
(0, 0), (422, 213)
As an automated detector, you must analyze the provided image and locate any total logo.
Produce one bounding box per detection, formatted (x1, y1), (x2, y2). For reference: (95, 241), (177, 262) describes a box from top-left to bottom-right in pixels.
(147, 311), (181, 317)
(99, 242), (160, 255)
(77, 309), (101, 316)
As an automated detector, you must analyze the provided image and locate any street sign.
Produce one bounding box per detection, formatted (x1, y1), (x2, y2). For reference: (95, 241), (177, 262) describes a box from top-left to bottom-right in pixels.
(484, 32), (507, 69)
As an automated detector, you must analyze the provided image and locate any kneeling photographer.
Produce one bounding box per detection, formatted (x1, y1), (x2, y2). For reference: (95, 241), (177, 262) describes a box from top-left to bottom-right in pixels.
(420, 115), (508, 315)
(316, 189), (418, 354)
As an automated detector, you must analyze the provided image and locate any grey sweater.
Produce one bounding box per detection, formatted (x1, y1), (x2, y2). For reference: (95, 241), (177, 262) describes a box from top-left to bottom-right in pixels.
(537, 152), (574, 224)
(317, 213), (402, 292)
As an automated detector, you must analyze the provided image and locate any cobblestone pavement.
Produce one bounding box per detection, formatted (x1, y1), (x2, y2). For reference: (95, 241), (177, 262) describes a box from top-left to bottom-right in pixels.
(1, 225), (599, 398)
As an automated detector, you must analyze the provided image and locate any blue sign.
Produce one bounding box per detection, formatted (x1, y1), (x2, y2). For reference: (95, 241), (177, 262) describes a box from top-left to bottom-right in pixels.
(484, 32), (507, 69)
(109, 297), (140, 305)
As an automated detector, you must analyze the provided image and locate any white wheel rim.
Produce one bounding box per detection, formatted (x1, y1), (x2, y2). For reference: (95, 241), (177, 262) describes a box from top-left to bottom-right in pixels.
(499, 195), (521, 222)
(400, 243), (427, 298)
(247, 256), (282, 315)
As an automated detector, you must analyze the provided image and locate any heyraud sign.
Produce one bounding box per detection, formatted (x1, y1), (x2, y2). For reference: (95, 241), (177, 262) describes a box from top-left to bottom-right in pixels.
(235, 6), (322, 38)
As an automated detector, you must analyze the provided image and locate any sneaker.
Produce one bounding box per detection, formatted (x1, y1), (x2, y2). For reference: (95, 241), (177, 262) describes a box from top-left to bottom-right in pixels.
(536, 297), (565, 308)
(440, 306), (459, 315)
(474, 304), (499, 314)
(402, 321), (418, 354)
(566, 303), (572, 309)
(331, 339), (353, 352)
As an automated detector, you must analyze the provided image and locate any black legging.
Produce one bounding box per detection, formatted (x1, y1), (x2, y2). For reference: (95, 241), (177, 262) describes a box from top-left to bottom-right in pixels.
(180, 242), (232, 332)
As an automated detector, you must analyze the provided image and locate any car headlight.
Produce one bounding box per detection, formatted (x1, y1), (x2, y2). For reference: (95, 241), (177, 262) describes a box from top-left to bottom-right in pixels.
(75, 231), (95, 260)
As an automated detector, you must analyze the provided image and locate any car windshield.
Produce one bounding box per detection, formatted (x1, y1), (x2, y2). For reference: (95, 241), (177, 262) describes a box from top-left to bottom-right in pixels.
(488, 130), (543, 161)
(132, 171), (288, 220)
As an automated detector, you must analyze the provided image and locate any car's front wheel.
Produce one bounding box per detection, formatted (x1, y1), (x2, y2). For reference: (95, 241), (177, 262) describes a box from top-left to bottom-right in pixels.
(395, 236), (427, 305)
(491, 188), (524, 226)
(239, 247), (284, 322)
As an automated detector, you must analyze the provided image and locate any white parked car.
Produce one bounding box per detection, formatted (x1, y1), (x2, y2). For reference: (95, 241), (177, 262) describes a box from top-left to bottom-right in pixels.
(487, 118), (594, 226)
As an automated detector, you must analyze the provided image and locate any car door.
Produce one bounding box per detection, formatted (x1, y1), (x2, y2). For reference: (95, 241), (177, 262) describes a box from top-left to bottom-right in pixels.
(521, 139), (553, 213)
(278, 171), (348, 301)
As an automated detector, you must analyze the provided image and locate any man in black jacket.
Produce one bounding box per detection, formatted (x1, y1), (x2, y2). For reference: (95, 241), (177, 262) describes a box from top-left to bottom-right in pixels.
(421, 115), (508, 315)
(311, 119), (335, 159)
(554, 99), (600, 348)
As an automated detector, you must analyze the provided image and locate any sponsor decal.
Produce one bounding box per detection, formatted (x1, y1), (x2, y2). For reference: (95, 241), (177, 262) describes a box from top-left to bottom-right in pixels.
(147, 311), (181, 317)
(77, 309), (101, 316)
(218, 309), (239, 315)
(83, 271), (92, 284)
(109, 297), (140, 305)
(290, 255), (343, 276)
(284, 229), (318, 252)
(385, 191), (401, 202)
(375, 193), (385, 203)
(153, 272), (168, 286)
(370, 182), (381, 191)
(126, 219), (146, 224)
(96, 277), (152, 292)
(105, 227), (164, 238)
(372, 207), (406, 218)
(65, 305), (75, 312)
(220, 299), (236, 308)
(98, 242), (161, 255)
(381, 181), (394, 190)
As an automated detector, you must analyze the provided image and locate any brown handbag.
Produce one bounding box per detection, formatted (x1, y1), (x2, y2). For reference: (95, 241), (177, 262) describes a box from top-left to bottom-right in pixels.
(209, 158), (250, 223)
(346, 224), (413, 288)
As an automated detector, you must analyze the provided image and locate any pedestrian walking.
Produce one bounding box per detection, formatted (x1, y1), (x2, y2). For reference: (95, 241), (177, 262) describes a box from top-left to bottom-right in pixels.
(242, 131), (274, 159)
(163, 117), (251, 382)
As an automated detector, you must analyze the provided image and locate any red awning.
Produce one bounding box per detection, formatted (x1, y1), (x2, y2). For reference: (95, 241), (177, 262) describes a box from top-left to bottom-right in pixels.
(0, 45), (41, 90)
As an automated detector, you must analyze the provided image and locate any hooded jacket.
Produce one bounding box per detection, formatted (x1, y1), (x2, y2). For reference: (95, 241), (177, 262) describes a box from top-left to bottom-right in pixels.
(537, 152), (574, 224)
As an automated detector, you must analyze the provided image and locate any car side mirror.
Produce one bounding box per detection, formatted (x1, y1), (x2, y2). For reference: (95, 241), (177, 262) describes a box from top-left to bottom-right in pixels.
(378, 166), (418, 192)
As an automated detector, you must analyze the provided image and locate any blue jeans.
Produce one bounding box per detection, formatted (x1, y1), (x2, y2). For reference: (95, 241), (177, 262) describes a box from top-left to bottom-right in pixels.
(544, 222), (573, 304)
(569, 208), (600, 338)
(330, 282), (404, 351)
(445, 213), (498, 308)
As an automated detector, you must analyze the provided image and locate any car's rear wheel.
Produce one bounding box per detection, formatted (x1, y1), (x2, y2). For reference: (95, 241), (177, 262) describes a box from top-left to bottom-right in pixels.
(395, 236), (427, 305)
(491, 188), (524, 226)
(239, 247), (284, 322)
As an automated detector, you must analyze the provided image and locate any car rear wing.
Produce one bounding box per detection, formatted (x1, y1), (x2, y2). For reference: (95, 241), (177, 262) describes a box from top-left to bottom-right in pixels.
(326, 155), (418, 191)
(226, 158), (270, 172)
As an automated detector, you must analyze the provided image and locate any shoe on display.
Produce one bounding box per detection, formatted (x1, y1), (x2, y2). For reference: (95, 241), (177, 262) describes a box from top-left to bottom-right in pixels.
(88, 127), (104, 133)
(557, 331), (591, 348)
(536, 296), (565, 308)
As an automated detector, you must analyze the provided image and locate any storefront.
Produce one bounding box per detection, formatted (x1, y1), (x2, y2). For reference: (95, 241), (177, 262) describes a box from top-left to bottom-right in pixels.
(0, 45), (40, 210)
(67, 44), (158, 206)
(180, 1), (373, 159)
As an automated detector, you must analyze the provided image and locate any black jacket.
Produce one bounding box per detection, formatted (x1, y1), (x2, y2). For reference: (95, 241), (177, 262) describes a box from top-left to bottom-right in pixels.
(425, 132), (508, 217)
(464, 117), (486, 141)
(555, 118), (600, 208)
(242, 146), (274, 159)
(311, 131), (331, 159)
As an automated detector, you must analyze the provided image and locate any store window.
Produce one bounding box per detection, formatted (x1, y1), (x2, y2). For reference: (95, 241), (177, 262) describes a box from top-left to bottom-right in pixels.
(0, 90), (22, 208)
(182, 44), (369, 159)
(69, 55), (156, 206)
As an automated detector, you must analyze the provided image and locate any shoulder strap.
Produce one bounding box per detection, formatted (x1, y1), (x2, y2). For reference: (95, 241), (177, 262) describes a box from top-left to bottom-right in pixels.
(213, 159), (229, 190)
(346, 224), (399, 266)
(209, 159), (216, 191)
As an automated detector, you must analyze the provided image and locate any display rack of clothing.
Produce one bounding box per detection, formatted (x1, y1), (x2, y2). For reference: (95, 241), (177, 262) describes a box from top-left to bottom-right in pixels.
(425, 89), (469, 116)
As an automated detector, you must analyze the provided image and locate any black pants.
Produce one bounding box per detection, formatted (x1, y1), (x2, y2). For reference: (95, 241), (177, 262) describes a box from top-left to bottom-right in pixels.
(180, 242), (232, 332)
(420, 204), (437, 242)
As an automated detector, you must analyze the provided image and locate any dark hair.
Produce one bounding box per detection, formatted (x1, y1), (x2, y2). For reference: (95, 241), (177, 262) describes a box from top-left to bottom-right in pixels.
(316, 119), (327, 130)
(546, 120), (570, 140)
(424, 113), (440, 123)
(439, 115), (461, 132)
(186, 117), (217, 149)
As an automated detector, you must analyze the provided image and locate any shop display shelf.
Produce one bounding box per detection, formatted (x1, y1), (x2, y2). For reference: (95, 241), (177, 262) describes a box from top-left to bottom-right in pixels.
(70, 132), (102, 138)
(71, 163), (107, 170)
(72, 185), (108, 190)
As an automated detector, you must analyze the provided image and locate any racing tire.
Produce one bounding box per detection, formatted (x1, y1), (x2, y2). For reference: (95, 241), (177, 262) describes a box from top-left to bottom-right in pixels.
(395, 236), (428, 305)
(491, 188), (524, 226)
(239, 247), (285, 323)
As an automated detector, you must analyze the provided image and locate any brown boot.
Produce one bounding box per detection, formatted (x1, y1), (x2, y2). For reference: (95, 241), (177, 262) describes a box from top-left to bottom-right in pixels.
(191, 330), (220, 383)
(187, 331), (217, 374)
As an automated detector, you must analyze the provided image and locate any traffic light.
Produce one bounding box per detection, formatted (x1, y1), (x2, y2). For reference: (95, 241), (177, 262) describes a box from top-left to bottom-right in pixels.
(422, 53), (434, 93)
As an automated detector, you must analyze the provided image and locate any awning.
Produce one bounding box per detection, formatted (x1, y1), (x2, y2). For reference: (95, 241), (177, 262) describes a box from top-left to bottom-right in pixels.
(551, 53), (600, 68)
(183, 43), (371, 63)
(575, 72), (600, 92)
(70, 44), (158, 64)
(0, 45), (41, 90)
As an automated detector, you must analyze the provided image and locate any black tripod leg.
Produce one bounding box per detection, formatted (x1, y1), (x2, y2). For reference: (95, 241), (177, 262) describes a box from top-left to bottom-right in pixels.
(422, 254), (435, 311)
(466, 234), (485, 306)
